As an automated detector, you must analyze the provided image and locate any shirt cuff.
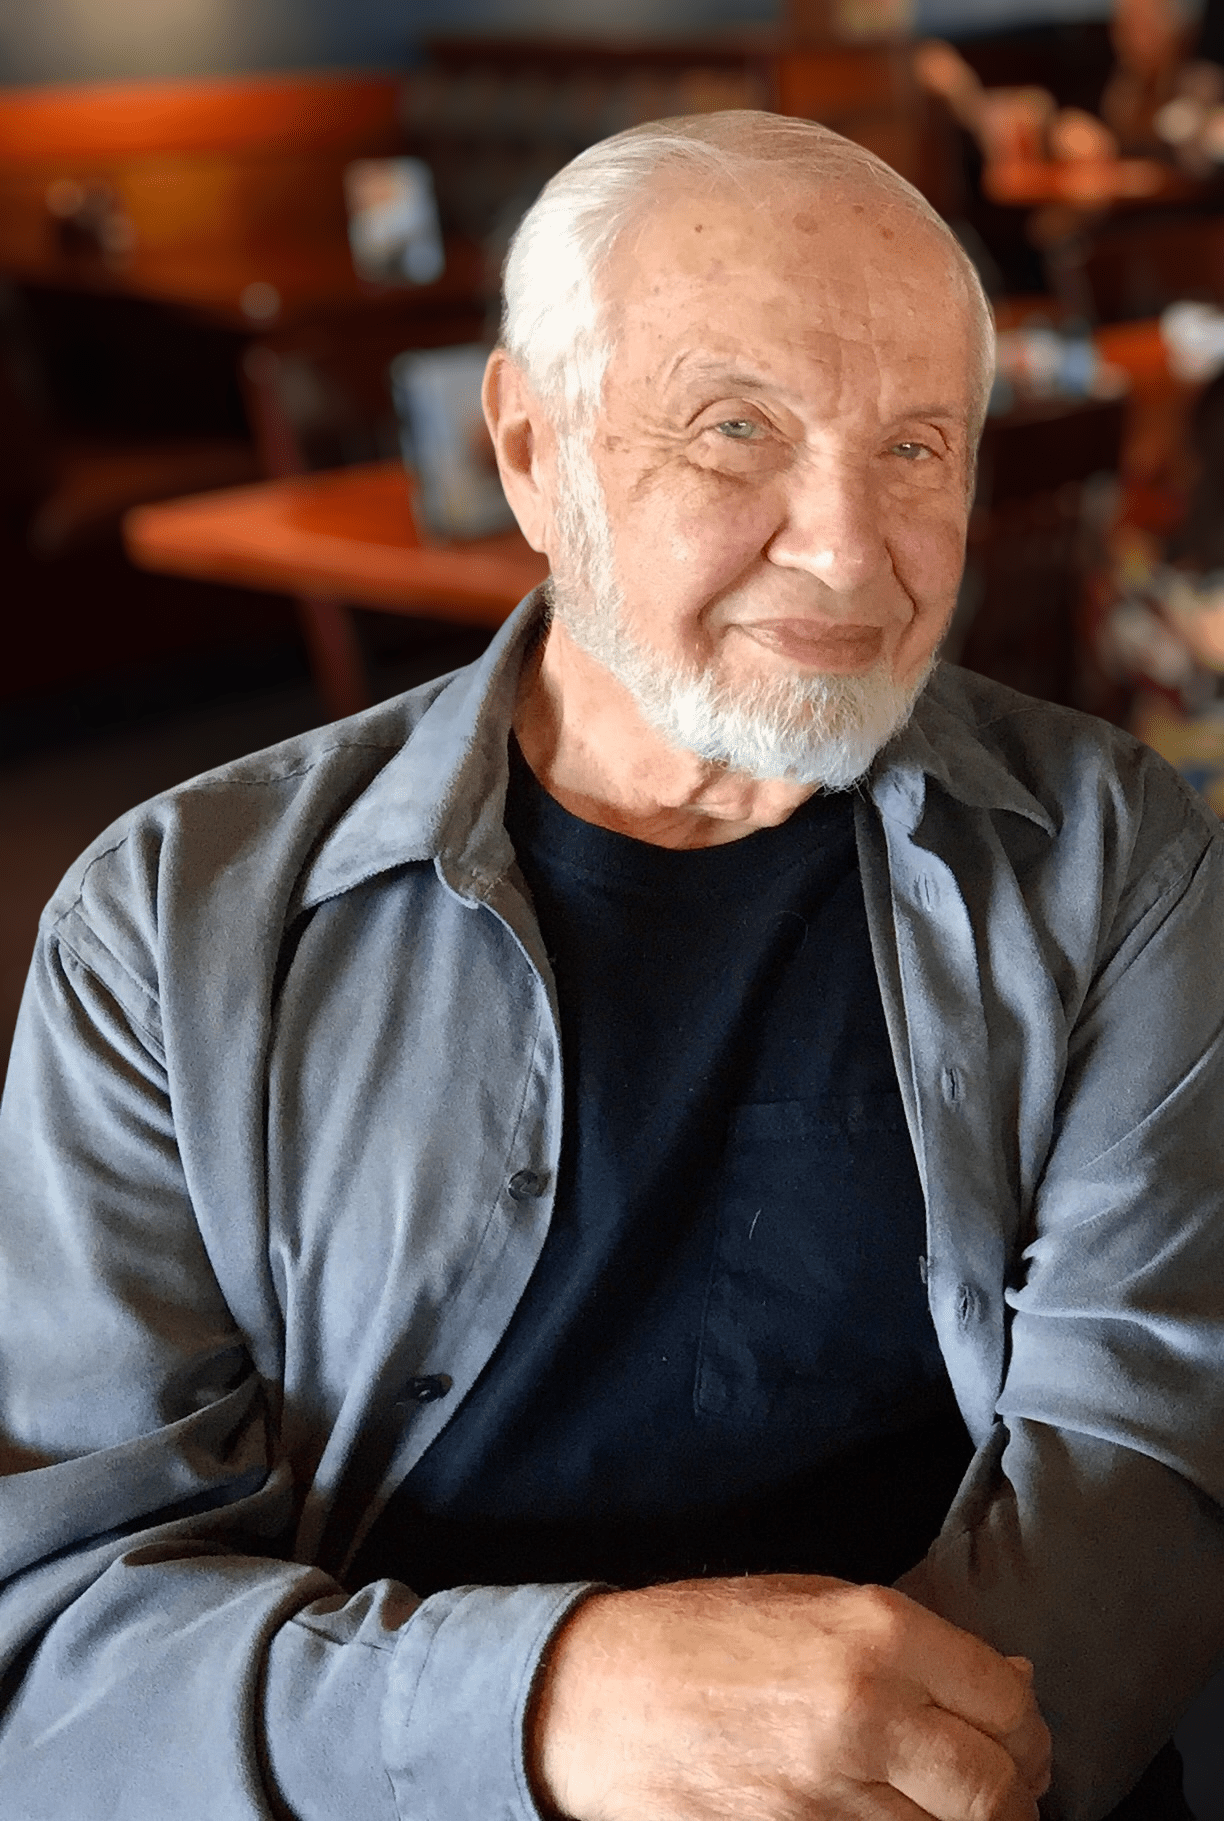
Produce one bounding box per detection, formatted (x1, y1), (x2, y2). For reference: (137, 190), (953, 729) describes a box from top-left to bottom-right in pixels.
(385, 1580), (600, 1821)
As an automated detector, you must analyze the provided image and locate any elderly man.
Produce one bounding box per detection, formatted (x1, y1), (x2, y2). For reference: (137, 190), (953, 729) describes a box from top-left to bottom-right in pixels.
(1, 113), (1222, 1821)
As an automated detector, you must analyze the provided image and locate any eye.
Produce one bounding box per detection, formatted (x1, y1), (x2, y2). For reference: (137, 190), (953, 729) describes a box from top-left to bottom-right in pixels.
(716, 418), (759, 440)
(890, 440), (933, 461)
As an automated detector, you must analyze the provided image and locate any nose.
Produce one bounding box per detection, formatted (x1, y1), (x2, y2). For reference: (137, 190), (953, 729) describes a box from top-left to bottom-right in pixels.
(765, 453), (889, 596)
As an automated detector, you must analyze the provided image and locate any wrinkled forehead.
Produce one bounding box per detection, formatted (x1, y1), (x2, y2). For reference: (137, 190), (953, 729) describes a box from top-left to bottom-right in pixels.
(598, 165), (979, 403)
(613, 163), (964, 315)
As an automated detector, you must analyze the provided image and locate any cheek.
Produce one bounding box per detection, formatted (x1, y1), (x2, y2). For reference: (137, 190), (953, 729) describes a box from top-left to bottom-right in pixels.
(890, 504), (967, 606)
(614, 472), (775, 598)
(889, 507), (968, 676)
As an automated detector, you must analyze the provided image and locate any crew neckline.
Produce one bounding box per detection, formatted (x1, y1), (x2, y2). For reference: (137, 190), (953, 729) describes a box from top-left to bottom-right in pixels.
(505, 734), (856, 897)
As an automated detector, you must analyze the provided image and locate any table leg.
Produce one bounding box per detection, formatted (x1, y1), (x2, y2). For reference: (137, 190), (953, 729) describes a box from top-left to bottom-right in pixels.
(296, 593), (370, 720)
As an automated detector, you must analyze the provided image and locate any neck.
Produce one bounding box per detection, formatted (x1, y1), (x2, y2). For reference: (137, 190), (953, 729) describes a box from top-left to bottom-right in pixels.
(512, 618), (817, 850)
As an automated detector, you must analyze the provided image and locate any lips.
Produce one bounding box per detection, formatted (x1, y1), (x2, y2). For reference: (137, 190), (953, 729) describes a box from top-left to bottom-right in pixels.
(739, 619), (886, 669)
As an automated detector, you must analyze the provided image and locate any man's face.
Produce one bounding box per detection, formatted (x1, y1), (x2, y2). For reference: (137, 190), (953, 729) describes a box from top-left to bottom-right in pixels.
(542, 171), (979, 762)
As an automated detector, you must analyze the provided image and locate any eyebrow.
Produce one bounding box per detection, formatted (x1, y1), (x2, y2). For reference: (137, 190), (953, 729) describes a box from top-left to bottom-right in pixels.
(888, 403), (967, 424)
(666, 359), (770, 392)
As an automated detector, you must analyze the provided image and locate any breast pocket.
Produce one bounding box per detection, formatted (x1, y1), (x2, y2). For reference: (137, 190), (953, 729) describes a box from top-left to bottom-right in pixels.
(694, 1093), (934, 1432)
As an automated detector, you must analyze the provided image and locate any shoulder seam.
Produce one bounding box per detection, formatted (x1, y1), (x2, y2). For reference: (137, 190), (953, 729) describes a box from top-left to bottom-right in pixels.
(47, 735), (406, 929)
(174, 736), (404, 797)
(47, 831), (137, 942)
(50, 922), (166, 1056)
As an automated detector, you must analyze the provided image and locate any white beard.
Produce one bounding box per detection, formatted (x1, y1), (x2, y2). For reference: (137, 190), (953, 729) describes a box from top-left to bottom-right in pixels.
(548, 431), (932, 792)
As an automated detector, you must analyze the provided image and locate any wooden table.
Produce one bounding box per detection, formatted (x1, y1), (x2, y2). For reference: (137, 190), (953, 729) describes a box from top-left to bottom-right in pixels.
(124, 461), (549, 717)
(982, 156), (1192, 208)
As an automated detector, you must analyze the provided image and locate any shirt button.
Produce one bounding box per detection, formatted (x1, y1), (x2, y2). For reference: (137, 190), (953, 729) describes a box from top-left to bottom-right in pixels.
(403, 1374), (452, 1405)
(507, 1168), (547, 1200)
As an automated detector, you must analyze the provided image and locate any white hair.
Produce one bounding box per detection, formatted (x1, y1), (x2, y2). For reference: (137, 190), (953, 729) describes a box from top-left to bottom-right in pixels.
(500, 109), (995, 435)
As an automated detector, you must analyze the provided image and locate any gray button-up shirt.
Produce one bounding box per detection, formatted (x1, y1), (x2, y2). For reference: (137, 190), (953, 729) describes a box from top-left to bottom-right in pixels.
(3, 595), (1224, 1821)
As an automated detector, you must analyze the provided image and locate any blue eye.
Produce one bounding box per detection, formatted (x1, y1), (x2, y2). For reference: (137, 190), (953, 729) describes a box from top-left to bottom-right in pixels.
(717, 419), (757, 440)
(891, 441), (931, 460)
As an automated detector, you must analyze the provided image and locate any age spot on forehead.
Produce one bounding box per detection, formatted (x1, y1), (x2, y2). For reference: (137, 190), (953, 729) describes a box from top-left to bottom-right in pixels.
(879, 226), (895, 239)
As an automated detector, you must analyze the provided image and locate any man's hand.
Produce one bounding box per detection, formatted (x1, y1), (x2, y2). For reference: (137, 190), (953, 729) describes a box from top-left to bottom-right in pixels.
(529, 1575), (1051, 1821)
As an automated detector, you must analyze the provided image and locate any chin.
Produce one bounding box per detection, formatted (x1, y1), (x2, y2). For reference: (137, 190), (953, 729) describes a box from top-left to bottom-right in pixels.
(649, 659), (932, 790)
(562, 585), (932, 790)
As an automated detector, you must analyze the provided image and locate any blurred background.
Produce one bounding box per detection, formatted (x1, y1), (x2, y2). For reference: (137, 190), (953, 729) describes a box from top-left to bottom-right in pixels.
(2, 8), (1224, 1802)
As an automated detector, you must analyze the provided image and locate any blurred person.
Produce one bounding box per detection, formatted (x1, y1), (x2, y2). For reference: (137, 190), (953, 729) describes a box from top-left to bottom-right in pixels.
(2, 112), (1223, 1821)
(1108, 0), (1224, 153)
(914, 39), (1119, 176)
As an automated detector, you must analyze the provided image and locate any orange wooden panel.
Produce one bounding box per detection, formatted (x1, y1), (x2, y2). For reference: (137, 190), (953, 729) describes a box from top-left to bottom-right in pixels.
(774, 45), (908, 121)
(124, 462), (548, 624)
(0, 74), (403, 162)
(1093, 320), (1198, 502)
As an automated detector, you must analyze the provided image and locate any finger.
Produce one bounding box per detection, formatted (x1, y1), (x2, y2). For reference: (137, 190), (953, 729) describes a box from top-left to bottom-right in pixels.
(883, 1703), (1040, 1821)
(998, 1657), (1051, 1795)
(840, 1784), (949, 1821)
(999, 1708), (1052, 1799)
(823, 1774), (952, 1821)
(893, 1603), (1041, 1746)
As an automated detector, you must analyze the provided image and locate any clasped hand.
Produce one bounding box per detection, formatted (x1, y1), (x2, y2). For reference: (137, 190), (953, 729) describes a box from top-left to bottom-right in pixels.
(530, 1574), (1051, 1821)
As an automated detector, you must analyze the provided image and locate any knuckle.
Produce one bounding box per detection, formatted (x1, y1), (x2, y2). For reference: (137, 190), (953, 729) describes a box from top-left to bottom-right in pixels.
(853, 1583), (909, 1648)
(821, 1658), (877, 1730)
(838, 1662), (881, 1718)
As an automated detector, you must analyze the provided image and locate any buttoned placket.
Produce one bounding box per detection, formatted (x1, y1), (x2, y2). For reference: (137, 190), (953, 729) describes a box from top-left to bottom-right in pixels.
(862, 779), (1011, 1446)
(331, 863), (566, 1578)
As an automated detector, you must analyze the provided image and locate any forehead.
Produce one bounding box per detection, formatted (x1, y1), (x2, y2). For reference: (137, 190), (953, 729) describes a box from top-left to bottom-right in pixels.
(601, 169), (975, 413)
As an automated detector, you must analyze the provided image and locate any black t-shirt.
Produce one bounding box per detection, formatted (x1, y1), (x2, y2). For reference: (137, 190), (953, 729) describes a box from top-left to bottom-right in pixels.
(349, 741), (972, 1595)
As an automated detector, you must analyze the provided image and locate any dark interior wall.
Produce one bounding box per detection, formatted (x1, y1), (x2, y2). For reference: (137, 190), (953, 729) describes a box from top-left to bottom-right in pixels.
(0, 0), (1118, 85)
(0, 0), (773, 85)
(921, 0), (1112, 34)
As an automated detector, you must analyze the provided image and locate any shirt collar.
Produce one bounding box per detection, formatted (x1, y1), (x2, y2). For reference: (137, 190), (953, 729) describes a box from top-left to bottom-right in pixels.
(874, 666), (1056, 838)
(299, 590), (545, 911)
(301, 593), (1055, 910)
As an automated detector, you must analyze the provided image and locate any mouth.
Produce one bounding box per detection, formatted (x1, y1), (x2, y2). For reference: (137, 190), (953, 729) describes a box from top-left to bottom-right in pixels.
(738, 619), (886, 671)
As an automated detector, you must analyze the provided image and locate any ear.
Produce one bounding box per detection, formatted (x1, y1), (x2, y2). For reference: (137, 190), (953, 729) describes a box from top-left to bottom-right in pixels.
(482, 348), (557, 556)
